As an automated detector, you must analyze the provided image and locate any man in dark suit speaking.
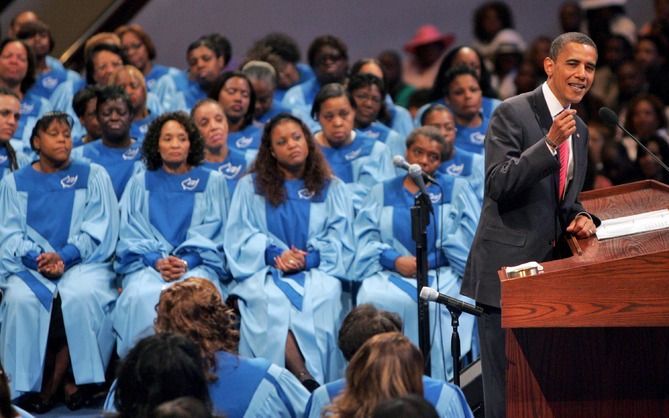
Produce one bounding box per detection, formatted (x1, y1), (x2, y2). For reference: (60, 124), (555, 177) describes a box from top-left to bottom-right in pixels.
(461, 32), (600, 418)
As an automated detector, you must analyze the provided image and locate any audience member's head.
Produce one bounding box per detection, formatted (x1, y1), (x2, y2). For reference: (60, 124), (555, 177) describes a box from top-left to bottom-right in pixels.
(473, 1), (515, 44)
(433, 45), (496, 100)
(142, 111), (204, 171)
(371, 394), (439, 418)
(85, 43), (126, 86)
(73, 85), (102, 142)
(241, 60), (277, 119)
(347, 73), (390, 128)
(337, 304), (402, 362)
(95, 85), (133, 144)
(153, 396), (214, 418)
(187, 36), (226, 89)
(114, 333), (212, 418)
(0, 88), (22, 170)
(328, 332), (424, 418)
(211, 71), (256, 131)
(0, 38), (36, 94)
(115, 24), (157, 74)
(16, 19), (54, 61)
(246, 32), (302, 89)
(8, 10), (39, 37)
(109, 65), (148, 117)
(155, 277), (239, 380)
(624, 93), (667, 138)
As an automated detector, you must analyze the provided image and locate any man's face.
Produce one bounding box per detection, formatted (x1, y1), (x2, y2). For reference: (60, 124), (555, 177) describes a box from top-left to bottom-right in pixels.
(544, 41), (597, 107)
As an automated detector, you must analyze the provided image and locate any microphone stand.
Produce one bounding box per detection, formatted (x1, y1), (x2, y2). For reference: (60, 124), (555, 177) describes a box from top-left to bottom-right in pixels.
(446, 304), (483, 387)
(411, 192), (432, 376)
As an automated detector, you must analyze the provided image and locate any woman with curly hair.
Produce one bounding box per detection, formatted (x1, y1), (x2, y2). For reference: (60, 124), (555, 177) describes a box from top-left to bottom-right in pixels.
(326, 332), (424, 418)
(112, 112), (230, 357)
(224, 113), (354, 389)
(154, 277), (309, 417)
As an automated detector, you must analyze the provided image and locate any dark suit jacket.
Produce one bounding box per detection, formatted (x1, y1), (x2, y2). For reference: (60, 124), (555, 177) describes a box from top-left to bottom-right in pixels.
(461, 85), (596, 308)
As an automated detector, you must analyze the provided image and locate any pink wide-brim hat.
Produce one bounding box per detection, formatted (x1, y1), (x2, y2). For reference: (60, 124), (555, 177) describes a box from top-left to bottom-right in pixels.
(404, 24), (455, 53)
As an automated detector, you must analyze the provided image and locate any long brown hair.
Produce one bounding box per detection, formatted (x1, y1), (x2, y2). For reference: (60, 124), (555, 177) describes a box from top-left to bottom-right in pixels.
(154, 278), (239, 381)
(326, 332), (424, 418)
(251, 113), (332, 206)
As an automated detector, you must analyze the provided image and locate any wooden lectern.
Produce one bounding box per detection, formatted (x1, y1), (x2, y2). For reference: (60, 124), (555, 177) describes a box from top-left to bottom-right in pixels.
(498, 180), (669, 418)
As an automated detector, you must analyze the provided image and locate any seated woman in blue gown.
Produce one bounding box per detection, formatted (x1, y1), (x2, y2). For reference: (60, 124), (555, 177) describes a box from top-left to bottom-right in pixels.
(353, 126), (480, 381)
(311, 83), (395, 212)
(0, 88), (31, 179)
(0, 112), (119, 412)
(224, 113), (355, 387)
(0, 39), (52, 155)
(155, 278), (310, 417)
(210, 71), (262, 155)
(191, 99), (253, 194)
(347, 73), (405, 160)
(420, 104), (484, 202)
(112, 112), (230, 357)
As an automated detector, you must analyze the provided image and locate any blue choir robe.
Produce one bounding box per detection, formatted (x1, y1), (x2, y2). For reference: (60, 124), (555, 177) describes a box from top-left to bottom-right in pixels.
(305, 376), (473, 418)
(153, 71), (206, 112)
(255, 101), (294, 126)
(438, 148), (485, 203)
(228, 124), (262, 155)
(356, 122), (406, 161)
(352, 174), (480, 380)
(454, 114), (490, 155)
(144, 64), (186, 93)
(10, 93), (52, 156)
(112, 167), (229, 357)
(274, 63), (314, 104)
(0, 147), (31, 180)
(281, 78), (323, 133)
(28, 65), (81, 101)
(224, 175), (355, 383)
(201, 148), (254, 195)
(209, 351), (309, 418)
(71, 140), (144, 200)
(130, 110), (160, 143)
(0, 162), (119, 397)
(385, 96), (414, 138)
(318, 131), (395, 212)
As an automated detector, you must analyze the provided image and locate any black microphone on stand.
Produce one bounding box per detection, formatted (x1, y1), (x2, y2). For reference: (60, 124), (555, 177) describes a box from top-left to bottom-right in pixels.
(599, 107), (669, 174)
(419, 287), (483, 316)
(393, 155), (438, 184)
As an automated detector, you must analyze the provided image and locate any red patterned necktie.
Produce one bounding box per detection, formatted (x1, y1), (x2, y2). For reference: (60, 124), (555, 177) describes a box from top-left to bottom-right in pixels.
(558, 139), (570, 199)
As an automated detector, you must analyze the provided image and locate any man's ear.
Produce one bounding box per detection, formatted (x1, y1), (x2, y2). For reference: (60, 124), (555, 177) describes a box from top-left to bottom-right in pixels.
(544, 56), (554, 79)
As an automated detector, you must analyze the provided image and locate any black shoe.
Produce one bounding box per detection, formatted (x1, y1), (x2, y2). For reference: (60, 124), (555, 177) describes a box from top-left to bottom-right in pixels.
(16, 393), (57, 414)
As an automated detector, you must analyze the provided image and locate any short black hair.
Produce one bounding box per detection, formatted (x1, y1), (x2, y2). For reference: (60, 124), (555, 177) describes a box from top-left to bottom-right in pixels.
(549, 32), (597, 60)
(73, 85), (100, 117)
(29, 112), (74, 152)
(209, 71), (256, 129)
(95, 84), (134, 117)
(307, 35), (348, 68)
(249, 32), (301, 63)
(85, 43), (127, 85)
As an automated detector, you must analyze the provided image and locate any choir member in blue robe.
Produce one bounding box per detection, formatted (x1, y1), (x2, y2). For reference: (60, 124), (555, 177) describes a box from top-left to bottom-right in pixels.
(0, 113), (119, 411)
(421, 104), (484, 202)
(347, 73), (406, 158)
(353, 126), (480, 381)
(191, 99), (253, 194)
(17, 20), (81, 101)
(115, 24), (186, 94)
(153, 36), (226, 112)
(438, 66), (492, 155)
(0, 89), (31, 179)
(112, 112), (229, 357)
(0, 39), (52, 155)
(71, 86), (143, 200)
(242, 60), (294, 127)
(350, 58), (414, 138)
(109, 65), (160, 143)
(311, 83), (395, 212)
(211, 72), (262, 155)
(224, 114), (355, 386)
(155, 278), (310, 417)
(283, 35), (349, 120)
(305, 304), (473, 418)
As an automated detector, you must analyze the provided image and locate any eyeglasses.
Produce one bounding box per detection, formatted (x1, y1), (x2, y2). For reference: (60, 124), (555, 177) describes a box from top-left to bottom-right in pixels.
(353, 92), (382, 105)
(316, 53), (343, 66)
